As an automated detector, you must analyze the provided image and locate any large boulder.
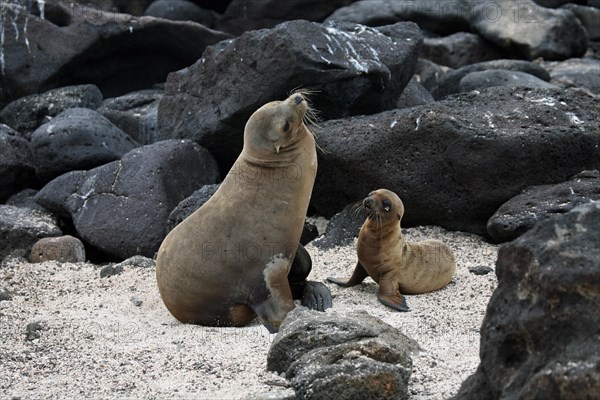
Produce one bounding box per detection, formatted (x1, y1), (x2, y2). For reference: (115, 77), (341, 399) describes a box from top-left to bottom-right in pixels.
(433, 59), (551, 99)
(158, 20), (422, 171)
(325, 0), (471, 35)
(267, 307), (419, 400)
(97, 89), (163, 144)
(312, 203), (364, 250)
(468, 0), (588, 60)
(165, 183), (220, 232)
(76, 0), (155, 15)
(311, 87), (600, 235)
(395, 77), (434, 109)
(5, 189), (46, 213)
(421, 32), (507, 69)
(458, 69), (558, 92)
(31, 108), (139, 182)
(454, 202), (600, 399)
(144, 0), (218, 27)
(562, 4), (600, 41)
(0, 124), (37, 202)
(217, 0), (354, 35)
(414, 58), (453, 93)
(0, 0), (231, 108)
(0, 84), (103, 136)
(487, 170), (600, 243)
(35, 140), (220, 259)
(544, 58), (600, 94)
(0, 205), (62, 260)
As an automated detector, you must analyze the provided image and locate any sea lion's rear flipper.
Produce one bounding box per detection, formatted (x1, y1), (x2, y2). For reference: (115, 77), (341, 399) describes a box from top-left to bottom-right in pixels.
(377, 279), (410, 312)
(301, 281), (332, 311)
(327, 261), (368, 287)
(288, 244), (333, 311)
(288, 243), (312, 299)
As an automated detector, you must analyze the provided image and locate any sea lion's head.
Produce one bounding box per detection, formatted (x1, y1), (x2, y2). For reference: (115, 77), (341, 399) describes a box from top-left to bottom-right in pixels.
(243, 92), (314, 157)
(362, 189), (405, 223)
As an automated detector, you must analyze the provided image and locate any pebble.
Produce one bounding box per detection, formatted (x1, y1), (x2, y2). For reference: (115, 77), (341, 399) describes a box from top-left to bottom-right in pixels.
(129, 296), (142, 306)
(468, 265), (494, 275)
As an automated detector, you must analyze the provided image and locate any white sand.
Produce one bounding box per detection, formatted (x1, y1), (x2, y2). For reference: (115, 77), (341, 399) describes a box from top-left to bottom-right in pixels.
(0, 226), (498, 399)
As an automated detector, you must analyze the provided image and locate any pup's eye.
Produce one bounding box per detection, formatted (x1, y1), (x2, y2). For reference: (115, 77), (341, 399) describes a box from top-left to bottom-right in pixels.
(283, 121), (290, 132)
(382, 200), (391, 212)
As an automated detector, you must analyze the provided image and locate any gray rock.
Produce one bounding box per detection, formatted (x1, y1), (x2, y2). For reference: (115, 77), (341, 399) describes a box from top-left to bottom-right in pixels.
(433, 59), (550, 99)
(250, 388), (296, 400)
(25, 321), (44, 341)
(468, 265), (493, 275)
(0, 124), (37, 202)
(326, 0), (471, 35)
(0, 85), (103, 135)
(267, 307), (419, 400)
(30, 235), (86, 263)
(97, 90), (162, 144)
(217, 0), (354, 35)
(0, 205), (62, 261)
(545, 58), (600, 94)
(6, 189), (46, 213)
(421, 32), (507, 68)
(77, 0), (154, 15)
(454, 202), (600, 399)
(310, 87), (600, 235)
(469, 0), (588, 60)
(414, 58), (453, 93)
(115, 255), (156, 269)
(487, 170), (600, 243)
(459, 69), (558, 92)
(532, 0), (572, 7)
(32, 108), (139, 182)
(144, 0), (218, 27)
(0, 0), (231, 108)
(158, 20), (422, 171)
(312, 203), (364, 250)
(166, 184), (220, 233)
(0, 291), (12, 301)
(299, 222), (318, 246)
(129, 295), (143, 306)
(35, 140), (220, 259)
(396, 77), (434, 109)
(99, 264), (123, 278)
(562, 4), (600, 40)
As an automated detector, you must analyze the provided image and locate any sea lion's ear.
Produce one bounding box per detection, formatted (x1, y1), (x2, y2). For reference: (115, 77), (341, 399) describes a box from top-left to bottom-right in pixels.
(397, 213), (401, 220)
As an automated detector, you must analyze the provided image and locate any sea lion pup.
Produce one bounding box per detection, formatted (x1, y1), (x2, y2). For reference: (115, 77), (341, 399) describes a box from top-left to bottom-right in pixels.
(156, 92), (331, 333)
(327, 189), (456, 311)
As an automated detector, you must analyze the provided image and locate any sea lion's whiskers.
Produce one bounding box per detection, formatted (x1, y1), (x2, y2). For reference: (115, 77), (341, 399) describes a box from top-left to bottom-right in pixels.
(351, 202), (364, 218)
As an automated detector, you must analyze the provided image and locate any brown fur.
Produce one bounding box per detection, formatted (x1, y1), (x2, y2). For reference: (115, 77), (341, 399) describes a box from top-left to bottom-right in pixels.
(328, 189), (456, 311)
(156, 93), (317, 332)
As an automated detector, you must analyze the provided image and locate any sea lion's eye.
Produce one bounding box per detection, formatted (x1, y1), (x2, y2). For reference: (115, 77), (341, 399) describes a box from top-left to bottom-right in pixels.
(382, 200), (391, 212)
(283, 121), (290, 132)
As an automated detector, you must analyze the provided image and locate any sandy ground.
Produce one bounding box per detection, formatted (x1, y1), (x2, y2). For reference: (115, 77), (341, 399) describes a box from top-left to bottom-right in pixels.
(0, 226), (498, 399)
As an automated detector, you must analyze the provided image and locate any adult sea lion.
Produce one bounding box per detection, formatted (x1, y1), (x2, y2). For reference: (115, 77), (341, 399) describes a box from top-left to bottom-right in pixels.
(156, 92), (331, 333)
(327, 189), (456, 311)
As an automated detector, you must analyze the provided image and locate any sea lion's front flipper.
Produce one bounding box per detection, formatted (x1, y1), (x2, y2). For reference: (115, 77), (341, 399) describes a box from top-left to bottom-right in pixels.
(327, 261), (368, 287)
(301, 281), (332, 311)
(251, 256), (295, 333)
(377, 278), (410, 312)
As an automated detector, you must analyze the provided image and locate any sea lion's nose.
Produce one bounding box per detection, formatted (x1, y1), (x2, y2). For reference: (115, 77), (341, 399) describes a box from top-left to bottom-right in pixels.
(294, 95), (303, 105)
(363, 197), (375, 209)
